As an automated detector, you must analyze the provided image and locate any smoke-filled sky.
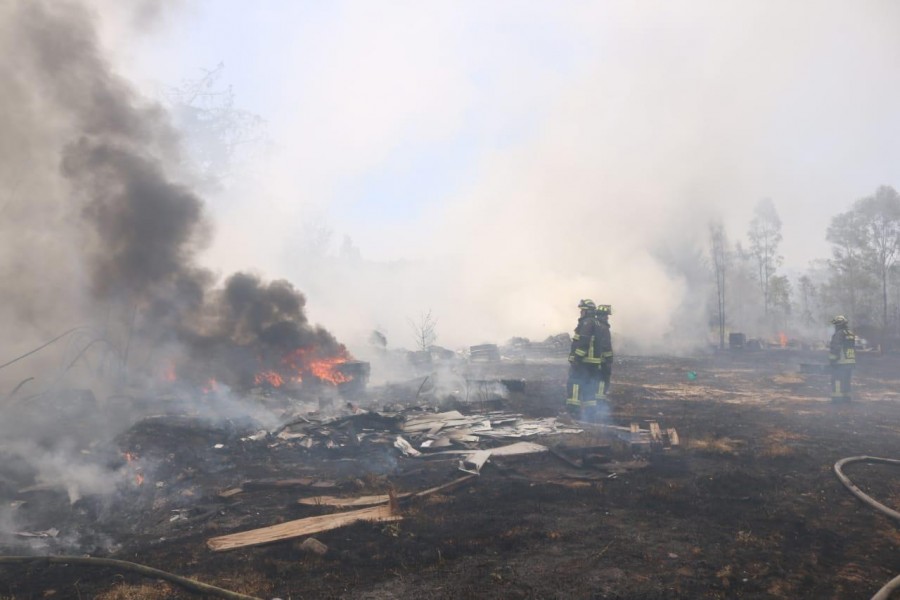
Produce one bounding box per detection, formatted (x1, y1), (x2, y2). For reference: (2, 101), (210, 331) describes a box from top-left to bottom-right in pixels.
(31, 1), (900, 350)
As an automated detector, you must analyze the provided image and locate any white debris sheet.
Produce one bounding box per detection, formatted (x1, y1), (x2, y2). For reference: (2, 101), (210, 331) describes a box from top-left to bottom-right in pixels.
(401, 410), (581, 445)
(243, 407), (583, 473)
(398, 410), (578, 474)
(457, 441), (549, 474)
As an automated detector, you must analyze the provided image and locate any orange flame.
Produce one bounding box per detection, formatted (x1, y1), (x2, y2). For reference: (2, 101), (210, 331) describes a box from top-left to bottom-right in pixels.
(254, 370), (285, 387)
(778, 332), (788, 348)
(123, 452), (144, 486)
(252, 347), (352, 387)
(163, 363), (177, 382)
(202, 378), (219, 394)
(308, 356), (350, 384)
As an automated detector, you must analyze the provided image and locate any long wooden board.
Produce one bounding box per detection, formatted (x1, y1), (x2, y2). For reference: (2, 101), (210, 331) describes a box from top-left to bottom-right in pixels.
(298, 474), (478, 508)
(207, 505), (401, 552)
(298, 493), (402, 507)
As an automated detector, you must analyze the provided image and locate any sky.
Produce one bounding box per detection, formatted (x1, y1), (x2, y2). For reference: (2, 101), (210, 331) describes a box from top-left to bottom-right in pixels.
(96, 0), (900, 351)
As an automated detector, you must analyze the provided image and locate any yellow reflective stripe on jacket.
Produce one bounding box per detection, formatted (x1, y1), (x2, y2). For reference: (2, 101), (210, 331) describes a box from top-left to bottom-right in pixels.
(584, 338), (600, 363)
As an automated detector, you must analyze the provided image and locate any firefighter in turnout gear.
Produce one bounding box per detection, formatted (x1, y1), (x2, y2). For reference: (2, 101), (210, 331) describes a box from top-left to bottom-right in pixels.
(829, 315), (856, 402)
(592, 305), (614, 408)
(566, 299), (597, 419)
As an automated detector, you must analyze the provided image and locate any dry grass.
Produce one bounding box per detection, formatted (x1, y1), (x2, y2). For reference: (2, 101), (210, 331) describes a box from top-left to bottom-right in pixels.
(646, 479), (684, 502)
(833, 562), (870, 584)
(95, 582), (176, 600)
(760, 428), (808, 458)
(770, 373), (805, 386)
(766, 579), (796, 597)
(687, 437), (744, 455)
(715, 564), (733, 587)
(92, 571), (270, 600)
(735, 529), (755, 544)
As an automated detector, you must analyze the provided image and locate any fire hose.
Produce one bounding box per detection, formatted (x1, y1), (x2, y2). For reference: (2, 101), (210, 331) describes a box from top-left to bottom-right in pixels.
(833, 456), (900, 600)
(0, 555), (261, 600)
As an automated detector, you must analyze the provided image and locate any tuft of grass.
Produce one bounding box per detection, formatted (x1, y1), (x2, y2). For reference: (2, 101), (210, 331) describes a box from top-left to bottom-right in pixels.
(760, 428), (808, 458)
(95, 582), (176, 600)
(687, 437), (743, 455)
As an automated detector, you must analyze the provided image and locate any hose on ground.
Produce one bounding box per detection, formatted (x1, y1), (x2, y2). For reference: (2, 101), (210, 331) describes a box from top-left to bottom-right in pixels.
(833, 456), (900, 600)
(0, 555), (261, 600)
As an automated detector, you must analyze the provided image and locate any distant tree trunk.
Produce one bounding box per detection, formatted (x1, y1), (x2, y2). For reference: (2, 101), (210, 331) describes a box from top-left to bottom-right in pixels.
(409, 309), (438, 351)
(748, 199), (783, 325)
(709, 221), (728, 349)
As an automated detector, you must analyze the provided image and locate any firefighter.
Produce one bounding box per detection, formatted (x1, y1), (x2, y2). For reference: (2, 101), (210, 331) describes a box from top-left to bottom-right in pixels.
(566, 299), (597, 419)
(828, 315), (856, 402)
(592, 304), (614, 406)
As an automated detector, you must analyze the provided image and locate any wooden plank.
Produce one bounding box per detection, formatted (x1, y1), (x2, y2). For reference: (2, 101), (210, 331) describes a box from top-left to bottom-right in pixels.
(459, 450), (492, 474)
(549, 446), (583, 469)
(629, 422), (641, 443)
(408, 474), (478, 499)
(490, 441), (547, 456)
(299, 474), (478, 508)
(207, 505), (401, 552)
(298, 493), (404, 507)
(667, 428), (680, 446)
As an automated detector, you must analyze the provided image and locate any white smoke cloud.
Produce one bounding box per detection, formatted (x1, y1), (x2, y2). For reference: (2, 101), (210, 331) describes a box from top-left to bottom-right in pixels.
(101, 1), (900, 351)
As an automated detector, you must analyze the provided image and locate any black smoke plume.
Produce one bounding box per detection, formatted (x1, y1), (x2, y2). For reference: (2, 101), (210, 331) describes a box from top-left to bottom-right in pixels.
(1, 0), (345, 394)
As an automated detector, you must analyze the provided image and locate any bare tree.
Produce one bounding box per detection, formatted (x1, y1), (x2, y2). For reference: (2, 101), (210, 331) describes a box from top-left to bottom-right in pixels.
(857, 186), (900, 333)
(747, 198), (783, 319)
(165, 63), (268, 188)
(769, 274), (792, 332)
(409, 310), (438, 352)
(709, 220), (729, 349)
(825, 208), (871, 323)
(797, 275), (816, 326)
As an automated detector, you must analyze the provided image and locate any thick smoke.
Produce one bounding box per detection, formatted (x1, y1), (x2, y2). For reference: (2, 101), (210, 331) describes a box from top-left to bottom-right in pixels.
(159, 1), (900, 354)
(1, 0), (344, 393)
(0, 0), (346, 545)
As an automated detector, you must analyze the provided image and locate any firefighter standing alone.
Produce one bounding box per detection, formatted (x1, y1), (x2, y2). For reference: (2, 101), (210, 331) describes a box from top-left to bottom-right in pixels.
(566, 300), (614, 421)
(829, 315), (856, 402)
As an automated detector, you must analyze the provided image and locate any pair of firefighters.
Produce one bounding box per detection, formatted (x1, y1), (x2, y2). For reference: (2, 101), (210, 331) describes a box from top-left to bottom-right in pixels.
(829, 315), (856, 402)
(566, 299), (613, 420)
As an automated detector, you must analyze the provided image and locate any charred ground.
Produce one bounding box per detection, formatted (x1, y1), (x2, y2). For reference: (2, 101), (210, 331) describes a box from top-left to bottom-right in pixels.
(2, 350), (900, 599)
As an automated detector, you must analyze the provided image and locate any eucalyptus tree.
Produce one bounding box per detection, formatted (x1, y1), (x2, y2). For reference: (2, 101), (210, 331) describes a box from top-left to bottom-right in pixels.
(825, 208), (871, 322)
(747, 199), (784, 318)
(827, 186), (900, 332)
(857, 186), (900, 332)
(709, 220), (729, 349)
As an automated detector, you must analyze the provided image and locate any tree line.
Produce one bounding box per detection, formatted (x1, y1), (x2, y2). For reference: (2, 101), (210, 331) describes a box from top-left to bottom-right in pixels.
(708, 186), (900, 350)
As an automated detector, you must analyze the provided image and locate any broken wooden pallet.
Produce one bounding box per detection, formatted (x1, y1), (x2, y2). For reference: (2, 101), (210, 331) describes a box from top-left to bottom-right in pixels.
(589, 421), (680, 451)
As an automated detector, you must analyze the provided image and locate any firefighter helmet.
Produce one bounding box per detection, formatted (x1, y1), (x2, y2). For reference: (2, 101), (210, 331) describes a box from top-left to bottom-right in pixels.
(578, 299), (596, 311)
(831, 315), (848, 327)
(596, 304), (612, 316)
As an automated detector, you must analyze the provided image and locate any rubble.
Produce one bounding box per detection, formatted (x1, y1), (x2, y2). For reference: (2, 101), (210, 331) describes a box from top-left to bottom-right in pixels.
(297, 537), (329, 556)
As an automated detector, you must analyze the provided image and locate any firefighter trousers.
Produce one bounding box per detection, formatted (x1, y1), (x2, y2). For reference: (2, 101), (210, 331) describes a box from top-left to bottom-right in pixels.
(566, 362), (597, 414)
(830, 363), (853, 402)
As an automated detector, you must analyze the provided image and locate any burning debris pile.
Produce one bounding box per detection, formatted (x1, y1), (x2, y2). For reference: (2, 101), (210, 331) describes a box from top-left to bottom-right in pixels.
(0, 378), (678, 560)
(0, 0), (360, 393)
(0, 2), (372, 561)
